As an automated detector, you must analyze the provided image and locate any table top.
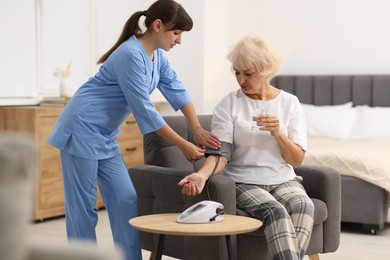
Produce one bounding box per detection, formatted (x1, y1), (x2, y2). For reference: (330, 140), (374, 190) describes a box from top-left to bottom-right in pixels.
(129, 213), (262, 236)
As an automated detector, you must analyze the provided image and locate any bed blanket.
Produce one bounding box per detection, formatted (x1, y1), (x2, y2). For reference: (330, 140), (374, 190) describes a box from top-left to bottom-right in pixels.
(303, 138), (390, 193)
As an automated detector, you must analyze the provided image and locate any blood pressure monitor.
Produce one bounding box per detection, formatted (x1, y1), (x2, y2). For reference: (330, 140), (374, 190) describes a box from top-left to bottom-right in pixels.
(177, 200), (224, 223)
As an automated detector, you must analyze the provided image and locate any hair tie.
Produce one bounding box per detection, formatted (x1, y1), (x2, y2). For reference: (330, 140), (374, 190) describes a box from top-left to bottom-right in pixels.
(141, 10), (147, 16)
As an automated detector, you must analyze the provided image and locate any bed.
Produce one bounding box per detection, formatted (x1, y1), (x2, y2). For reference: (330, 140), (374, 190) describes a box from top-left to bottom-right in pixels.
(271, 75), (390, 234)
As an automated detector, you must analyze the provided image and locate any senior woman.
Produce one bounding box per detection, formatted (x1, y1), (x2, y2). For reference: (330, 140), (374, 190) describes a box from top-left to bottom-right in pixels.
(178, 35), (314, 260)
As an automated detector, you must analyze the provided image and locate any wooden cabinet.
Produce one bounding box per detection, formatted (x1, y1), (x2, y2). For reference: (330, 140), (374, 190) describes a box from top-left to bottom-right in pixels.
(0, 105), (153, 220)
(118, 115), (145, 168)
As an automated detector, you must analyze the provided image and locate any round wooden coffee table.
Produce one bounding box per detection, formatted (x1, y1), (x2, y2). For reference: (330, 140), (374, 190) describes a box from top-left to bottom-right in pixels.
(129, 213), (262, 260)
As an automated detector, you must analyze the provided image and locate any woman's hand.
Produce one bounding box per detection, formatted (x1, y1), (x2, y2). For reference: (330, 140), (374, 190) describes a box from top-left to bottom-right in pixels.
(256, 114), (282, 137)
(256, 113), (305, 167)
(193, 128), (221, 149)
(178, 173), (208, 196)
(180, 142), (205, 164)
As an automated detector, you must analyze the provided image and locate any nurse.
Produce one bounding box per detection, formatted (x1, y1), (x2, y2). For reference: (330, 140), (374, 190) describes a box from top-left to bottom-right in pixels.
(48, 0), (220, 259)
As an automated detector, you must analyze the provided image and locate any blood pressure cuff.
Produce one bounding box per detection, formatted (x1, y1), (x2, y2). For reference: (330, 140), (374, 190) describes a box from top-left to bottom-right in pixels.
(205, 141), (232, 162)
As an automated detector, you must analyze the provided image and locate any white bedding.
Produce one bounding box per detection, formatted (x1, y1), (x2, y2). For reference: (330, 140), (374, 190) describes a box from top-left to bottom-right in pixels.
(303, 137), (390, 193)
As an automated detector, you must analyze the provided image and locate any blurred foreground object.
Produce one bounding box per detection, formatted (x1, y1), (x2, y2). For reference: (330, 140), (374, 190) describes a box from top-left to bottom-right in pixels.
(0, 133), (123, 260)
(0, 133), (37, 260)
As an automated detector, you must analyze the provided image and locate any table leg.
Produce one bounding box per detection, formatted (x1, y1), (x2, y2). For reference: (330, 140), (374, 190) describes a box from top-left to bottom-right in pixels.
(155, 234), (165, 260)
(225, 235), (232, 260)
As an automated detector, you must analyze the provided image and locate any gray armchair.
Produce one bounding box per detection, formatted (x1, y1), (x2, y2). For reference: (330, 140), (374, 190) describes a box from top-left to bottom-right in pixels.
(128, 115), (341, 260)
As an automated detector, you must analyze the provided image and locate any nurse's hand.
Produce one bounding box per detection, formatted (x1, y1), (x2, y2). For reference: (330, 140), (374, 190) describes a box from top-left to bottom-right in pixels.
(180, 142), (205, 164)
(193, 128), (221, 150)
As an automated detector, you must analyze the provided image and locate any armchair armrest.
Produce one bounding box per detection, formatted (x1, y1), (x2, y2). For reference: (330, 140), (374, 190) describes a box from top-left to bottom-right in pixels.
(128, 165), (237, 215)
(128, 165), (237, 259)
(295, 164), (341, 253)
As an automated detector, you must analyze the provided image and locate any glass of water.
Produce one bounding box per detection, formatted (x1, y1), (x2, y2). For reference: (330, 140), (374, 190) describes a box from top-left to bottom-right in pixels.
(252, 108), (268, 131)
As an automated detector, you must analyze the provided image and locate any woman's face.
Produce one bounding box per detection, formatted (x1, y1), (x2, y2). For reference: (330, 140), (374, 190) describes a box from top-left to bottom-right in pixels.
(159, 28), (183, 52)
(234, 67), (264, 98)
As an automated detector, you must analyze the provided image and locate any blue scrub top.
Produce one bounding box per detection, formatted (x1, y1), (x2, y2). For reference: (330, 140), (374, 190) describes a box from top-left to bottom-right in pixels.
(48, 35), (191, 160)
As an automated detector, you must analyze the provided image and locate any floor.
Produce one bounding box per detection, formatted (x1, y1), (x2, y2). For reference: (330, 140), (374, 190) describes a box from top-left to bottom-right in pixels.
(27, 209), (390, 260)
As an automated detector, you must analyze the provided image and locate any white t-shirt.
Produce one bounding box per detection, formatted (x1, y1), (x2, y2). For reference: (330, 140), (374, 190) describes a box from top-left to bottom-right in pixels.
(212, 89), (307, 185)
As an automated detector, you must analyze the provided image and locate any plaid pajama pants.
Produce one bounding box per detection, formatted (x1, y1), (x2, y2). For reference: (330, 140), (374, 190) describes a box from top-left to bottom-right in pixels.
(236, 176), (314, 260)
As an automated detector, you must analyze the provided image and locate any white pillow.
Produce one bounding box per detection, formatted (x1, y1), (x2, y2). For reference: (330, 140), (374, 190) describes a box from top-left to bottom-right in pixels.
(301, 102), (355, 139)
(350, 106), (390, 140)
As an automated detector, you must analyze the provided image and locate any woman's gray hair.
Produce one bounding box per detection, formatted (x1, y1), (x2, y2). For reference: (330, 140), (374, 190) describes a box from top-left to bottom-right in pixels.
(226, 35), (281, 82)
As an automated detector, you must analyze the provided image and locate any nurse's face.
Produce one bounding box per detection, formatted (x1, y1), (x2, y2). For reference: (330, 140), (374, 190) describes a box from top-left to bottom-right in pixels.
(159, 29), (183, 51)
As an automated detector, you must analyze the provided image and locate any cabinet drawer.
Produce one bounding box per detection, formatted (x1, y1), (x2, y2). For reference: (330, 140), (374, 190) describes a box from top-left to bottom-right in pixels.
(120, 138), (144, 167)
(38, 175), (65, 209)
(37, 116), (59, 147)
(118, 118), (142, 140)
(40, 146), (62, 179)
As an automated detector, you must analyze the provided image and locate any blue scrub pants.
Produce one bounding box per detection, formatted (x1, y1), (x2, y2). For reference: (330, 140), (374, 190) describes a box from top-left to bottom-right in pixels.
(60, 149), (142, 260)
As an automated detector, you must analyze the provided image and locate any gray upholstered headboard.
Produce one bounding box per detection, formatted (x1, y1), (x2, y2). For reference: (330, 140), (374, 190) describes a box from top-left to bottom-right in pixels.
(271, 75), (390, 107)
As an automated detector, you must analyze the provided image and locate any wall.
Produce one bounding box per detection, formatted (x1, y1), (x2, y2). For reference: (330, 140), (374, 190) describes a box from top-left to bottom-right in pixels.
(157, 0), (205, 115)
(202, 0), (390, 114)
(202, 0), (232, 114)
(1, 0), (390, 113)
(227, 0), (390, 74)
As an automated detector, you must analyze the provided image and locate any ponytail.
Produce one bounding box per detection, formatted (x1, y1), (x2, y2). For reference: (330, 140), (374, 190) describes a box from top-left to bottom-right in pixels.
(97, 11), (144, 64)
(97, 0), (193, 64)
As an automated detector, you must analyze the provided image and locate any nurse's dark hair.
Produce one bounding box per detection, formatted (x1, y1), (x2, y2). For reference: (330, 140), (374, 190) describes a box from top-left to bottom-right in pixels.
(97, 0), (193, 64)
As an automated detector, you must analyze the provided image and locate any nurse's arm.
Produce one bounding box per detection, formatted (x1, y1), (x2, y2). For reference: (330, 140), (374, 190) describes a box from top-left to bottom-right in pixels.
(180, 102), (220, 149)
(155, 124), (205, 163)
